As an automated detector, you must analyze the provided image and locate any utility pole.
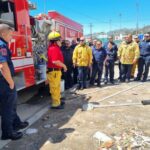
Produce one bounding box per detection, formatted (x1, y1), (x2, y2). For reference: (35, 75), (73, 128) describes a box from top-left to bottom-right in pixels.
(136, 2), (139, 35)
(119, 13), (122, 34)
(89, 23), (93, 40)
(44, 0), (46, 14)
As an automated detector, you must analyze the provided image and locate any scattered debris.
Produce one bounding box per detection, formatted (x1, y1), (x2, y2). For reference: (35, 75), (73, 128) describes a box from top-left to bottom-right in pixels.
(93, 132), (113, 149)
(42, 115), (49, 121)
(93, 129), (150, 149)
(44, 124), (52, 129)
(26, 128), (38, 135)
(114, 128), (150, 149)
(52, 123), (58, 127)
(109, 101), (116, 104)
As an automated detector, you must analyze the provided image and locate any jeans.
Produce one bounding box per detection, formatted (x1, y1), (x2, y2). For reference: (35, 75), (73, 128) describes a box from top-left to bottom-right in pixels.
(90, 63), (103, 85)
(136, 56), (150, 80)
(121, 64), (132, 81)
(77, 66), (88, 88)
(104, 61), (115, 82)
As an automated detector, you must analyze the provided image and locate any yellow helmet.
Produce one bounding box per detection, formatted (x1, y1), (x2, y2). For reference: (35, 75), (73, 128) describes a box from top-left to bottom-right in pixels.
(48, 31), (61, 40)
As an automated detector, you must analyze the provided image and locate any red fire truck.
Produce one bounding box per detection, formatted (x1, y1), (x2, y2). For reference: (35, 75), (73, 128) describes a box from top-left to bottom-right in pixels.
(48, 11), (83, 41)
(0, 0), (83, 91)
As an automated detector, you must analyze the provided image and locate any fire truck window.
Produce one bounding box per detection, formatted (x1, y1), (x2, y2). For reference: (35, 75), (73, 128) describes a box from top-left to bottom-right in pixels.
(0, 1), (17, 30)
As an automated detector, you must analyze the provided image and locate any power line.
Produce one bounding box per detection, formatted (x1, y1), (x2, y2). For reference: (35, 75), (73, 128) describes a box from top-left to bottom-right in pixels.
(136, 1), (139, 34)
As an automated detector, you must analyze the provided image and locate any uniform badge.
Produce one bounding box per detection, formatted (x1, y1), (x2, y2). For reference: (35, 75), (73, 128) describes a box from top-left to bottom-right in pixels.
(0, 47), (7, 56)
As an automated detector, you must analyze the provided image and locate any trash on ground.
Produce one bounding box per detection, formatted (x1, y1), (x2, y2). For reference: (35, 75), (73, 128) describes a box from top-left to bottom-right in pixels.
(114, 128), (150, 149)
(44, 124), (52, 129)
(109, 101), (116, 104)
(52, 123), (58, 127)
(93, 131), (113, 149)
(26, 128), (38, 135)
(42, 115), (49, 121)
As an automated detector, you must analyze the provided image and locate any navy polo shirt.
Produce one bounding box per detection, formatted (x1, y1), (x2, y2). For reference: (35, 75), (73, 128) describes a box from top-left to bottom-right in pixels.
(0, 37), (15, 77)
(106, 48), (117, 62)
(139, 40), (150, 56)
(92, 47), (107, 64)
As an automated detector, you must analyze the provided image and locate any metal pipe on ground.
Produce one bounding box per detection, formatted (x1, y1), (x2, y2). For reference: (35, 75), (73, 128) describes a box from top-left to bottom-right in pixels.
(82, 100), (150, 111)
(82, 83), (145, 111)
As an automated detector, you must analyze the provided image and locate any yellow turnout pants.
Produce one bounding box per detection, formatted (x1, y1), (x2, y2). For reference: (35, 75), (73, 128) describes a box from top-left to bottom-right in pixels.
(131, 62), (138, 77)
(47, 71), (62, 107)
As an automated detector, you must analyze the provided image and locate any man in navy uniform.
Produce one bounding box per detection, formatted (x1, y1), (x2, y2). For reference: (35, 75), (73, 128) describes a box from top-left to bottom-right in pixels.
(0, 24), (28, 140)
(135, 33), (150, 82)
(104, 42), (117, 84)
(90, 41), (107, 87)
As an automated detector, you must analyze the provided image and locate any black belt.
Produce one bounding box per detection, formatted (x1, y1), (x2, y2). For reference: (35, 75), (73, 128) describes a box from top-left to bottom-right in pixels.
(47, 68), (61, 73)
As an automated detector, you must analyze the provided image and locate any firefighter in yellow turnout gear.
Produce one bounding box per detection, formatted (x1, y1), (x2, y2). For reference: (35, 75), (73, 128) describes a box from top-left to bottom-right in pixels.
(47, 31), (67, 109)
(118, 34), (139, 82)
(131, 35), (140, 78)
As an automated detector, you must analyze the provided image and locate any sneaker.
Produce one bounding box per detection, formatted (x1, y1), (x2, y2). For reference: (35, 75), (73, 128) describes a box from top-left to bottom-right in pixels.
(141, 79), (146, 82)
(110, 81), (115, 84)
(80, 87), (84, 90)
(97, 83), (101, 87)
(1, 131), (23, 140)
(134, 78), (140, 81)
(14, 121), (29, 131)
(104, 80), (108, 85)
(126, 79), (130, 83)
(51, 105), (64, 109)
(61, 101), (65, 106)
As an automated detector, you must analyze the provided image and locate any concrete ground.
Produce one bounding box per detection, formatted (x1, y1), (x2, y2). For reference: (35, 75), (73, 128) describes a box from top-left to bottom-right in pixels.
(0, 67), (150, 150)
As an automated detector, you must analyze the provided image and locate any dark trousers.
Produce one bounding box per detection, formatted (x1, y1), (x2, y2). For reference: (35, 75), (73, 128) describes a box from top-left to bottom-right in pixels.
(73, 67), (78, 84)
(78, 66), (88, 88)
(118, 61), (122, 79)
(90, 63), (103, 85)
(63, 67), (73, 89)
(0, 79), (21, 136)
(104, 61), (114, 82)
(121, 64), (132, 81)
(137, 56), (150, 80)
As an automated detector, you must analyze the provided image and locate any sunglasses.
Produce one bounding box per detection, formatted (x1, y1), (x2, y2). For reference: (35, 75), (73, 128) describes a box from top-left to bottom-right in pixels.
(80, 40), (84, 42)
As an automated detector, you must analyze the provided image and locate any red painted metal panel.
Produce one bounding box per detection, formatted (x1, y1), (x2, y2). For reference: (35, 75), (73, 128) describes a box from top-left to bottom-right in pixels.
(48, 11), (83, 32)
(59, 25), (65, 40)
(24, 67), (35, 87)
(66, 28), (78, 38)
(7, 0), (36, 89)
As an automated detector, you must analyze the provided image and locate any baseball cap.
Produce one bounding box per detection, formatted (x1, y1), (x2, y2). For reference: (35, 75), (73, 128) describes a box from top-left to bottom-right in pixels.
(0, 24), (13, 34)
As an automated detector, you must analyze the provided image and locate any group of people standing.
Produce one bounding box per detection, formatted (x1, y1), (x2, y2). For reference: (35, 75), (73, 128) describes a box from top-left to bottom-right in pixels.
(0, 23), (149, 141)
(61, 33), (150, 91)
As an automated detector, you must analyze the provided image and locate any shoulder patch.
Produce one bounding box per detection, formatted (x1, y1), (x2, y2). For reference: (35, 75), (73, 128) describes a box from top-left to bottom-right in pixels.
(0, 47), (7, 56)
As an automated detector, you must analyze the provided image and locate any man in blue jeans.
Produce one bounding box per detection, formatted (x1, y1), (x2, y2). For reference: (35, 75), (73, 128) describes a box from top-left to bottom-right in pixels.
(0, 24), (28, 140)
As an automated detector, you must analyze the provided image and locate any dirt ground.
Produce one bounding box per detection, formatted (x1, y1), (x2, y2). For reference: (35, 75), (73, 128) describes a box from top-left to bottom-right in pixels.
(2, 72), (150, 150)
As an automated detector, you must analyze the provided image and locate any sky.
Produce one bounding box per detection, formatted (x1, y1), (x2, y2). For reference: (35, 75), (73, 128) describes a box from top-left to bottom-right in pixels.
(30, 0), (150, 34)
